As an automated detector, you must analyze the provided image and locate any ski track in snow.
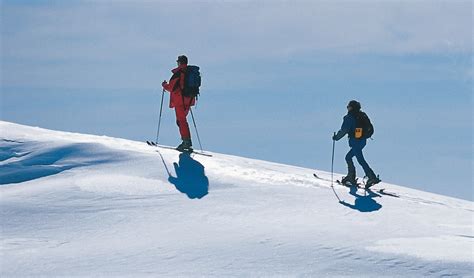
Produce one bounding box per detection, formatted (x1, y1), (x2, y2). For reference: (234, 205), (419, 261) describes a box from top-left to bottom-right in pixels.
(1, 121), (473, 277)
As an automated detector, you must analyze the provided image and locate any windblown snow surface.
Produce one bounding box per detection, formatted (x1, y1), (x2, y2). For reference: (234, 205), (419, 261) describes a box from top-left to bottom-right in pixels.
(1, 121), (472, 277)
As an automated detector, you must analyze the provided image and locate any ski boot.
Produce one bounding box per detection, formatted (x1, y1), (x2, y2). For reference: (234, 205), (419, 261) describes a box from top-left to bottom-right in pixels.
(176, 138), (193, 152)
(340, 175), (358, 187)
(365, 175), (381, 189)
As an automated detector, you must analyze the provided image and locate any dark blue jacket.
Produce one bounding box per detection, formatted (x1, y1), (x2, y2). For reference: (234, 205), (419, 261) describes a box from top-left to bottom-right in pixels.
(334, 112), (366, 148)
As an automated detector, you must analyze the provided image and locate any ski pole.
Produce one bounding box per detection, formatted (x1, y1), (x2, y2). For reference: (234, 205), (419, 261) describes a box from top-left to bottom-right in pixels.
(155, 89), (165, 145)
(330, 132), (342, 202)
(189, 107), (203, 152)
(331, 132), (336, 187)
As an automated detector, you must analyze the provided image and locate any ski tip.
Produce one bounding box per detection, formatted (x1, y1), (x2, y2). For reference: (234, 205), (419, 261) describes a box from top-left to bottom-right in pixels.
(146, 140), (157, 146)
(194, 152), (213, 157)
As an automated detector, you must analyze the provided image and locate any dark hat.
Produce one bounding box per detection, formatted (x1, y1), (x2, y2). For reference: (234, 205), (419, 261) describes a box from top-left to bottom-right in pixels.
(347, 100), (361, 111)
(177, 55), (188, 64)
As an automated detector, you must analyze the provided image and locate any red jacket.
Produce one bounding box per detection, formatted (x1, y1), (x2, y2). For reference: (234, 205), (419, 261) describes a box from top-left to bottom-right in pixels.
(162, 64), (196, 108)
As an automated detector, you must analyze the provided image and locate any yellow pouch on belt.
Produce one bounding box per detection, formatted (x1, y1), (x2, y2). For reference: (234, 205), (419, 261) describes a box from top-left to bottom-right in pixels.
(355, 128), (363, 139)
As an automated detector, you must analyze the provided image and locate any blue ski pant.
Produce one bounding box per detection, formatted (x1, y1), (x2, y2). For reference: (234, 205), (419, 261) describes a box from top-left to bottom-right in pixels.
(345, 139), (374, 178)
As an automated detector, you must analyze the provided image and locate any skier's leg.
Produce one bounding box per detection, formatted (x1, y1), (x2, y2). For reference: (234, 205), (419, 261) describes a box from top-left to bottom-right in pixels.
(345, 149), (356, 175)
(343, 149), (356, 184)
(175, 105), (191, 140)
(175, 105), (192, 151)
(353, 145), (375, 179)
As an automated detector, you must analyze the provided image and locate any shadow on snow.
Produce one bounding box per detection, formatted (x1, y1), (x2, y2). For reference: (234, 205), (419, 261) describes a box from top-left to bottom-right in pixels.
(161, 152), (209, 199)
(339, 186), (382, 212)
(0, 140), (118, 185)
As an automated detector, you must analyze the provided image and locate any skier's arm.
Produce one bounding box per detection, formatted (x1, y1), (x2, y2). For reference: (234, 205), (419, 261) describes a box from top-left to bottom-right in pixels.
(333, 129), (347, 141)
(333, 116), (350, 141)
(162, 72), (180, 93)
(163, 78), (177, 92)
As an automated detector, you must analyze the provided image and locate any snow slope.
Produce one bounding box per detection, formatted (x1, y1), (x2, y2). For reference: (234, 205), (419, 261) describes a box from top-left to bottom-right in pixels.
(1, 121), (473, 277)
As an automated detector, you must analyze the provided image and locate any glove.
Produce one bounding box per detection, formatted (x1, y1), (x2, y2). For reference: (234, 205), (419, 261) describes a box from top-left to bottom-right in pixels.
(162, 80), (168, 88)
(332, 134), (338, 141)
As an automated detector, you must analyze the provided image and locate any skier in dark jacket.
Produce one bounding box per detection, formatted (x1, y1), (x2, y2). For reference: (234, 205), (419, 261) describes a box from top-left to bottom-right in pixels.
(333, 100), (381, 189)
(162, 55), (196, 152)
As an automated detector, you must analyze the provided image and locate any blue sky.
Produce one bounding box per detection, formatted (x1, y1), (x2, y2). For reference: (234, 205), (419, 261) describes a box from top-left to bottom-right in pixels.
(1, 1), (472, 200)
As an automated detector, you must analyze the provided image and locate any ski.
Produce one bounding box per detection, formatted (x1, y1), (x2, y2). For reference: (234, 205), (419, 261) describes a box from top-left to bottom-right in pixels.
(336, 179), (399, 198)
(377, 189), (399, 198)
(158, 145), (213, 157)
(313, 173), (332, 183)
(336, 179), (362, 188)
(314, 173), (398, 198)
(146, 141), (212, 157)
(146, 140), (157, 147)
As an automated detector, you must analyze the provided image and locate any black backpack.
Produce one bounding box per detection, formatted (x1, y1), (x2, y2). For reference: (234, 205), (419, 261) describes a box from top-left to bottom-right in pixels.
(182, 65), (201, 98)
(354, 111), (374, 139)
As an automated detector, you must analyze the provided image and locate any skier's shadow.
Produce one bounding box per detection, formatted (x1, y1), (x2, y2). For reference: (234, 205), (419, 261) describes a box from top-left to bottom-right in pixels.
(339, 186), (382, 212)
(167, 152), (209, 199)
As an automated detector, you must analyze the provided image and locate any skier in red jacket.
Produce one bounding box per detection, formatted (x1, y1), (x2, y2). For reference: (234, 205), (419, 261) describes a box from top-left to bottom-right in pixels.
(162, 55), (196, 152)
